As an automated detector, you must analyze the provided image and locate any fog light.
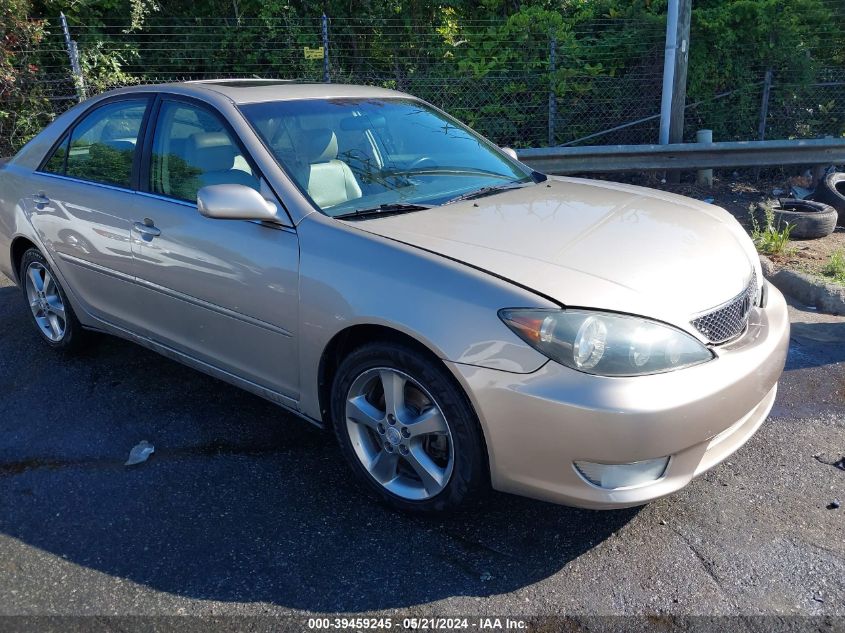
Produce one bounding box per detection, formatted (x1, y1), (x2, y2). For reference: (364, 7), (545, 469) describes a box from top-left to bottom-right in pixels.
(574, 457), (669, 489)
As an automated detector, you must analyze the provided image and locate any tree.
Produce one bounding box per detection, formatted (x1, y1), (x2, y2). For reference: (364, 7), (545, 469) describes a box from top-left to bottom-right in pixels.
(0, 0), (50, 155)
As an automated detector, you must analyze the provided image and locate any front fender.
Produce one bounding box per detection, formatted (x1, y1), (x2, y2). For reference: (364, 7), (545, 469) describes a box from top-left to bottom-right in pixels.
(296, 213), (555, 420)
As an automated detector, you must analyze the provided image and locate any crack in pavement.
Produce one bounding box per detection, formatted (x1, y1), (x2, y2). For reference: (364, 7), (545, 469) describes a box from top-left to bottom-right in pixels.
(668, 525), (725, 593)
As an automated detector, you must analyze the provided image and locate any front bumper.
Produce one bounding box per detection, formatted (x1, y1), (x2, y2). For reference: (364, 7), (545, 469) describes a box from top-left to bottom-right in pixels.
(448, 281), (790, 509)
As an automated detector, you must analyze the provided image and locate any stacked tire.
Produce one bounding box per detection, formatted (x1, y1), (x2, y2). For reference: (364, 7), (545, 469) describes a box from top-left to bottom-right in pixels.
(811, 173), (845, 228)
(755, 198), (838, 240)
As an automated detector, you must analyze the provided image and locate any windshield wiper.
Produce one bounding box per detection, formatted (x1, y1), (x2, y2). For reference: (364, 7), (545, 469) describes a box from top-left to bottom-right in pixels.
(443, 181), (531, 205)
(333, 202), (433, 220)
(382, 167), (515, 180)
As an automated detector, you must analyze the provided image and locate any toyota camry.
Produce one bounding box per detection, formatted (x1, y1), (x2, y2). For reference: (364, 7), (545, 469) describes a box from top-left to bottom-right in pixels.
(0, 80), (789, 512)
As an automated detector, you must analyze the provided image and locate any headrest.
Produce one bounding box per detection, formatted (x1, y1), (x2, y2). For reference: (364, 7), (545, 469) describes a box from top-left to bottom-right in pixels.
(303, 129), (338, 163)
(186, 132), (236, 172)
(102, 120), (128, 140)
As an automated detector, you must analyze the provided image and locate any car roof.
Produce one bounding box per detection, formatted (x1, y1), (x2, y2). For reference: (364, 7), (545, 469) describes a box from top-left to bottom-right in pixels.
(114, 79), (408, 105)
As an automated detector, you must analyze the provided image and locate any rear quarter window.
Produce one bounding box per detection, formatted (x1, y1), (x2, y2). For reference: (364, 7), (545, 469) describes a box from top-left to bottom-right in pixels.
(42, 136), (69, 174)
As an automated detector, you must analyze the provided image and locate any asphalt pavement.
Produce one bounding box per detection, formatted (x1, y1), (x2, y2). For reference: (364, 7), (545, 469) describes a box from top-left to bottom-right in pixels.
(0, 272), (843, 618)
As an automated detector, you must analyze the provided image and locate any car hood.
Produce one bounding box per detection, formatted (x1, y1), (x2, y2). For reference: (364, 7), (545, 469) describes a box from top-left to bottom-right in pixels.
(347, 176), (760, 333)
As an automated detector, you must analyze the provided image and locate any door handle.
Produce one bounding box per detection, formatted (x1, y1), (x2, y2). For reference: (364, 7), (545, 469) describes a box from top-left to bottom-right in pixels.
(133, 220), (161, 240)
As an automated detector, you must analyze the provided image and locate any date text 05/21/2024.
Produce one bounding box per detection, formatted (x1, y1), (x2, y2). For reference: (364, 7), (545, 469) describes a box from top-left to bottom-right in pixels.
(306, 617), (527, 630)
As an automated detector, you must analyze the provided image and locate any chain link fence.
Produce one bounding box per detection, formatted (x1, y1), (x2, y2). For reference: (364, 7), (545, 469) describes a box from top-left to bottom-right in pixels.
(26, 15), (668, 149)
(7, 4), (845, 158)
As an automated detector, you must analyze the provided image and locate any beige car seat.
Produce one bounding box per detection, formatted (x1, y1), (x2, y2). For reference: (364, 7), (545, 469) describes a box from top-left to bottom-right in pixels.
(305, 129), (362, 208)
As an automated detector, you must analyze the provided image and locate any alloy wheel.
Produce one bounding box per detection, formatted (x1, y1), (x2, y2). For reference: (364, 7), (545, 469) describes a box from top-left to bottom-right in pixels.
(345, 367), (454, 500)
(24, 262), (67, 342)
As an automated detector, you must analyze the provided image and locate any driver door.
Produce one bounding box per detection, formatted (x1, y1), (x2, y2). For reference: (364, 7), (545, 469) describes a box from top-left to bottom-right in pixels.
(130, 96), (300, 400)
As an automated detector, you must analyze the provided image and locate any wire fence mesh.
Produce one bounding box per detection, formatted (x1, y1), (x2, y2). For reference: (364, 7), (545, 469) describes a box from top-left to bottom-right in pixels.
(6, 3), (845, 159)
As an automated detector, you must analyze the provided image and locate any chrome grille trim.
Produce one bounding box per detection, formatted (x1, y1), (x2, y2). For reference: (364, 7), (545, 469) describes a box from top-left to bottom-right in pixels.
(691, 271), (758, 344)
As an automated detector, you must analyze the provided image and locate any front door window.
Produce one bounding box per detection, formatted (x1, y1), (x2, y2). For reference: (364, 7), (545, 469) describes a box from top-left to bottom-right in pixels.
(150, 101), (259, 202)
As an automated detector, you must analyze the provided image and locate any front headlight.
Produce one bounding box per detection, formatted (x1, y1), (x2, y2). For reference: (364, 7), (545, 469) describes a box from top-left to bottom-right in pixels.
(499, 308), (714, 376)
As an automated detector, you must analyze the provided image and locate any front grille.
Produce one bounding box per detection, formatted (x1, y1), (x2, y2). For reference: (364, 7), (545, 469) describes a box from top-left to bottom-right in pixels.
(691, 271), (758, 344)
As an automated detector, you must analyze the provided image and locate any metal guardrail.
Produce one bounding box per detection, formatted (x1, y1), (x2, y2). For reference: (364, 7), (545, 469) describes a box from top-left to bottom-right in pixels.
(4, 137), (844, 177)
(516, 138), (845, 174)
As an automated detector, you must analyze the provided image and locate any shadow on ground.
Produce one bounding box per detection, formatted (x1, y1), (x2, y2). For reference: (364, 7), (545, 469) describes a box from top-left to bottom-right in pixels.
(787, 320), (845, 370)
(0, 284), (636, 611)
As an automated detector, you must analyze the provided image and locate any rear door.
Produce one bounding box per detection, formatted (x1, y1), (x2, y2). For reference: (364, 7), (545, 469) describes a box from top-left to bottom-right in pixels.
(129, 96), (300, 400)
(25, 97), (151, 327)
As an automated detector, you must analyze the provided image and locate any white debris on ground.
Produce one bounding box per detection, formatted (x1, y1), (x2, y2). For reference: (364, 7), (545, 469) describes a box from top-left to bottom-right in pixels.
(125, 440), (155, 466)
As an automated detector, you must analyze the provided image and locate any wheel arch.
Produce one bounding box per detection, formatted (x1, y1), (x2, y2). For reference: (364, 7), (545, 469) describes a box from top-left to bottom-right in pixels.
(10, 235), (39, 285)
(316, 322), (492, 485)
(317, 326), (485, 436)
(317, 324), (445, 425)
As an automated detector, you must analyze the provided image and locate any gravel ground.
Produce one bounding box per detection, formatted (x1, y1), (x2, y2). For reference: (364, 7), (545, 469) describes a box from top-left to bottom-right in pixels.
(0, 271), (843, 620)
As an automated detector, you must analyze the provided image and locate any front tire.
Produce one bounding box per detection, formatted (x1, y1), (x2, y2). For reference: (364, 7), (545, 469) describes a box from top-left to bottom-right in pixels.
(19, 248), (84, 350)
(331, 342), (486, 513)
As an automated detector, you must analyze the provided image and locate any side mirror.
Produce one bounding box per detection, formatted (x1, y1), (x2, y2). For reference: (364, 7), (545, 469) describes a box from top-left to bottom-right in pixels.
(197, 184), (280, 222)
(500, 147), (519, 160)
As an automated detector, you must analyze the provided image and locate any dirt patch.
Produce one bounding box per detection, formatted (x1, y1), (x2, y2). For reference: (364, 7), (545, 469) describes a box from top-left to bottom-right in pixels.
(591, 172), (845, 286)
(778, 231), (845, 280)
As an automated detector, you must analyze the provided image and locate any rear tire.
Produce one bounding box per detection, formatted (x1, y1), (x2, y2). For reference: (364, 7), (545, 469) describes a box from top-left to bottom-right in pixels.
(330, 341), (486, 513)
(19, 248), (85, 351)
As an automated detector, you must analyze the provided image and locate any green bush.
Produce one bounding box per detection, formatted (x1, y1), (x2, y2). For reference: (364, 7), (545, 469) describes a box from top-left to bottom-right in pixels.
(3, 0), (844, 154)
(0, 0), (52, 156)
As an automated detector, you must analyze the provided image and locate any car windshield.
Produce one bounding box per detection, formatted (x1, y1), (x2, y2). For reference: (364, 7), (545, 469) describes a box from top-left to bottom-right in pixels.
(239, 98), (533, 217)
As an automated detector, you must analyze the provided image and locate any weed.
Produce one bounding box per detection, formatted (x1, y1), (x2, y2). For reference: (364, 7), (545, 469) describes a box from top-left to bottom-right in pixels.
(749, 202), (794, 257)
(821, 250), (845, 284)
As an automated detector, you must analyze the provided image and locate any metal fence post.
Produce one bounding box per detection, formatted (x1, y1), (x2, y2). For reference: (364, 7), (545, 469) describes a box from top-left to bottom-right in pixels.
(548, 34), (557, 147)
(60, 12), (86, 101)
(752, 68), (773, 180)
(658, 0), (691, 182)
(322, 13), (330, 83)
(757, 69), (773, 141)
(696, 129), (713, 186)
